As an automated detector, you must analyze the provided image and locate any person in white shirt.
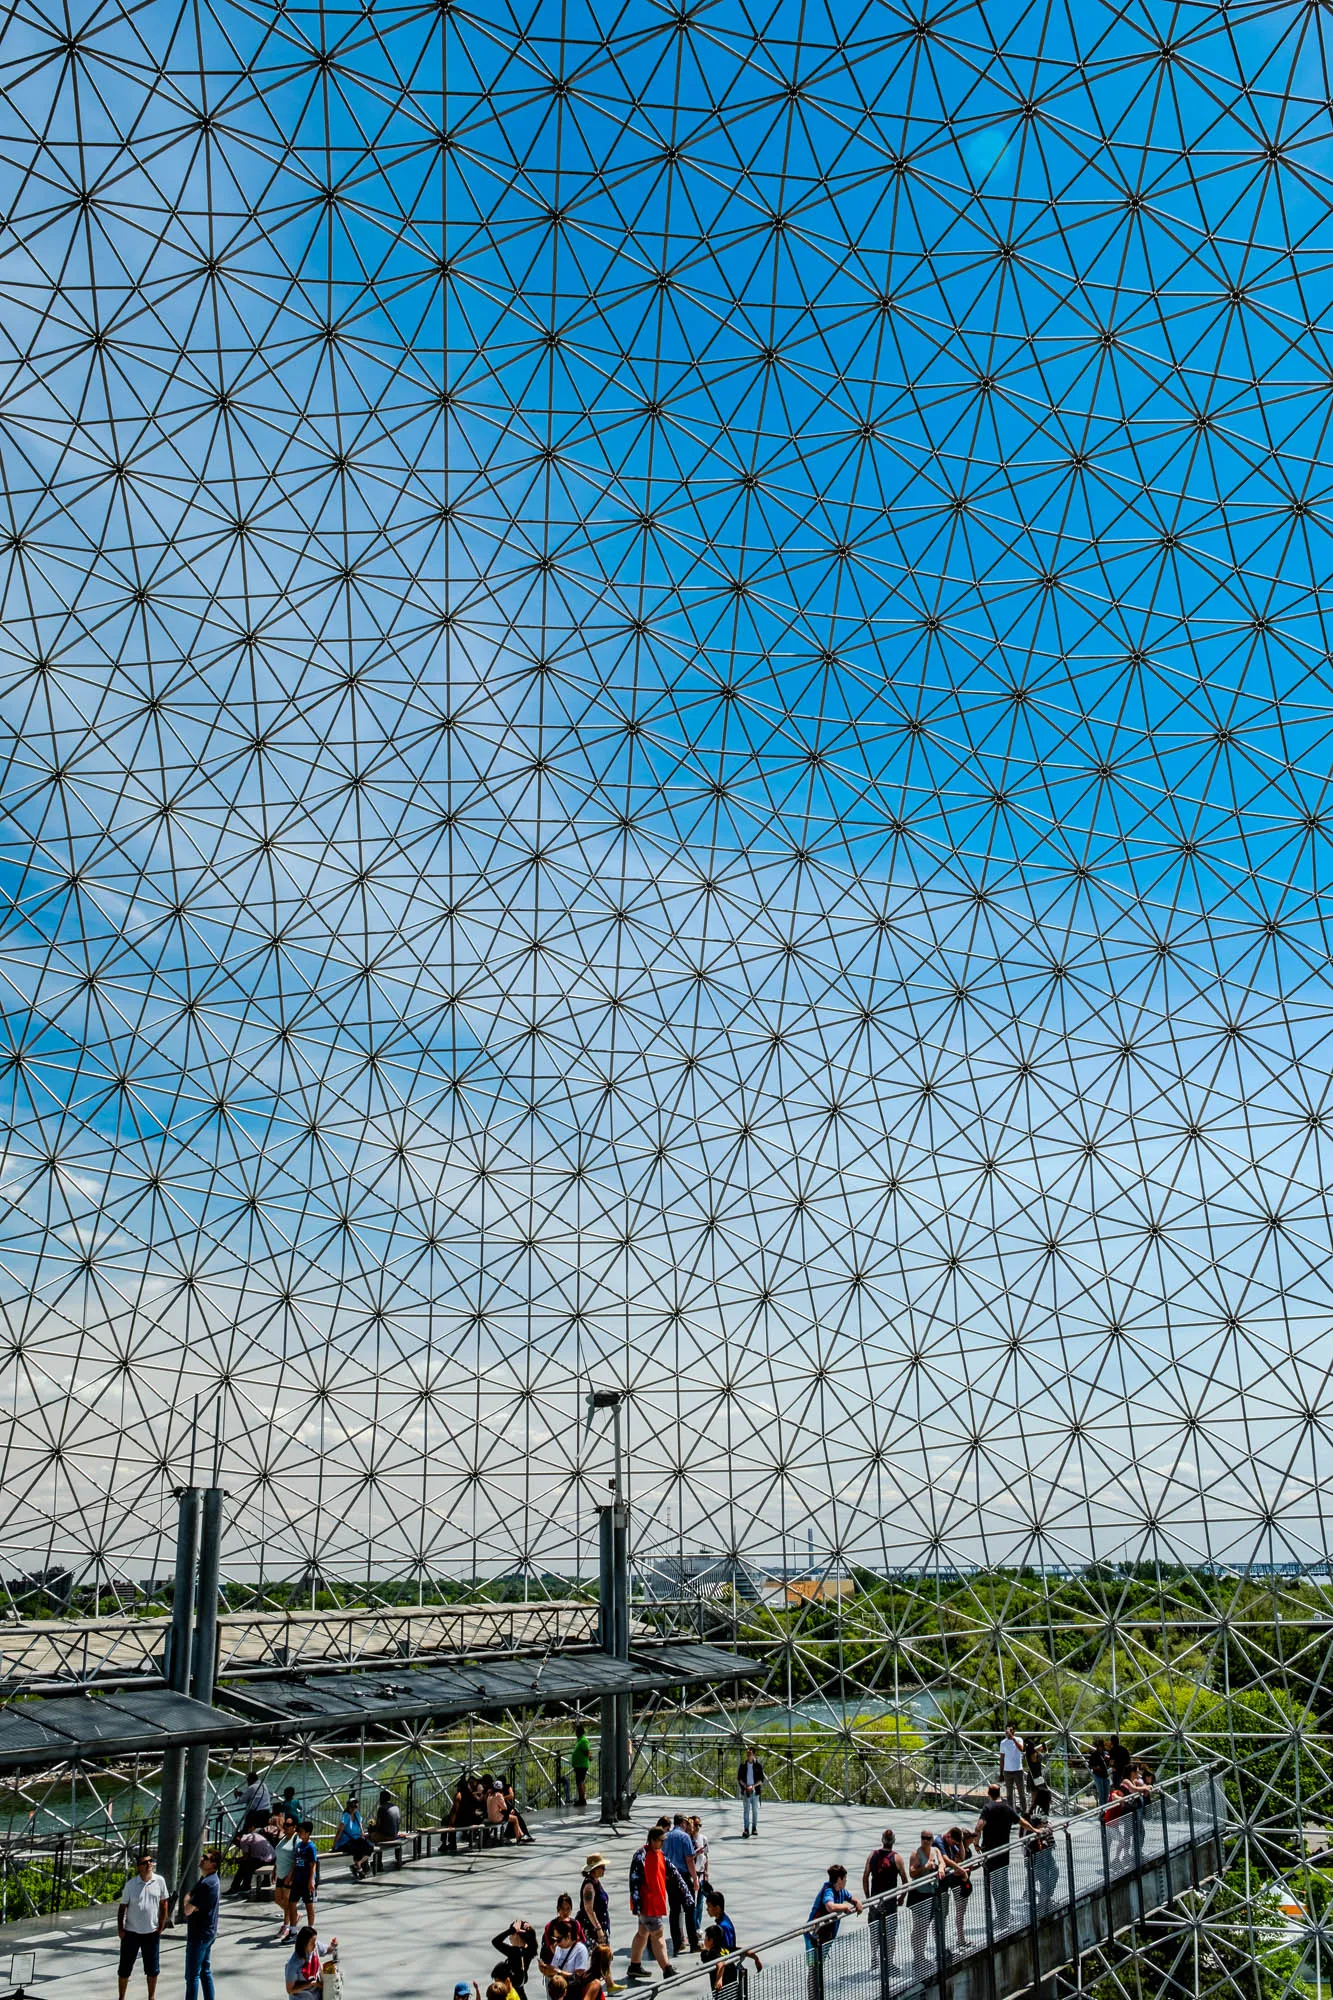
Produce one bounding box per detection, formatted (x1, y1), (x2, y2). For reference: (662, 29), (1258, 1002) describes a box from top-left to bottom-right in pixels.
(541, 1918), (589, 1998)
(998, 1725), (1026, 1808)
(117, 1852), (169, 2000)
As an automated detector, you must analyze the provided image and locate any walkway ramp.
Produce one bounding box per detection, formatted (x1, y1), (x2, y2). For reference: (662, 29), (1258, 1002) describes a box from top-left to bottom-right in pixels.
(674, 1770), (1226, 2000)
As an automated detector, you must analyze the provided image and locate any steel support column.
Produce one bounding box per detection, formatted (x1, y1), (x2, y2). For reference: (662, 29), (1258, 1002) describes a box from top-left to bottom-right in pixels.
(598, 1504), (617, 1825)
(157, 1487), (199, 1897)
(180, 1486), (223, 1898)
(612, 1501), (631, 1817)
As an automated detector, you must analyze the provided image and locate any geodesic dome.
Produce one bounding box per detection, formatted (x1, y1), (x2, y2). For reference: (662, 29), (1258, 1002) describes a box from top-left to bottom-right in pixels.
(1, 0), (1331, 1619)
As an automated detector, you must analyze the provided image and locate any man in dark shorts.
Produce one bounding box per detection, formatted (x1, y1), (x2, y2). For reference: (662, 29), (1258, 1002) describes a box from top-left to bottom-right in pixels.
(974, 1786), (1030, 1929)
(117, 1851), (168, 2000)
(861, 1829), (906, 1967)
(289, 1820), (319, 1929)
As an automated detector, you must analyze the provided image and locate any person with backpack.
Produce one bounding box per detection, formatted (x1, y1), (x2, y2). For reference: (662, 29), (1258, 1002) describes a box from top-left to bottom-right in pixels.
(1085, 1739), (1110, 1807)
(1026, 1785), (1059, 1917)
(861, 1829), (906, 1968)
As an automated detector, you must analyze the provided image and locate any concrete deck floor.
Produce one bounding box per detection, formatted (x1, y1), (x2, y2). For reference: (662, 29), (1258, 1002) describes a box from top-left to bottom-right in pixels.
(8, 1795), (919, 2000)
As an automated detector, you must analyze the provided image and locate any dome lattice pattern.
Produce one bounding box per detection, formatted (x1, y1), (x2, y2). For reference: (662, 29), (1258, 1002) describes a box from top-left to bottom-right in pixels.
(1, 2), (1331, 1599)
(7, 4), (1333, 1990)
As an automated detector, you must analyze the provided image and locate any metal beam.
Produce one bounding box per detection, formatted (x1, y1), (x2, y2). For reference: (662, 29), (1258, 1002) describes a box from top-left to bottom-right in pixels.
(598, 1504), (617, 1825)
(179, 1487), (223, 1899)
(156, 1487), (198, 1896)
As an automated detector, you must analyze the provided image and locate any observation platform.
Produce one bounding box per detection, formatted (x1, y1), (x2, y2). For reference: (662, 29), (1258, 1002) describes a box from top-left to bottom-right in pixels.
(2, 1777), (1224, 2000)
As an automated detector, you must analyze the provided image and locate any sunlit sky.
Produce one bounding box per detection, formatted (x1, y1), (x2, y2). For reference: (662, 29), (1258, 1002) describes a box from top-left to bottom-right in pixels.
(2, 0), (1333, 1586)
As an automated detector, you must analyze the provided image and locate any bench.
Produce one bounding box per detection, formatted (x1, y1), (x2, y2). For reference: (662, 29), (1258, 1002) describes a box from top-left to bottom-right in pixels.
(248, 1864), (276, 1901)
(370, 1835), (407, 1873)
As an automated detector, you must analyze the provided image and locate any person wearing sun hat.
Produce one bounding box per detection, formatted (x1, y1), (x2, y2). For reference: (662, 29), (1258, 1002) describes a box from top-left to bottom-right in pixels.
(580, 1855), (612, 1950)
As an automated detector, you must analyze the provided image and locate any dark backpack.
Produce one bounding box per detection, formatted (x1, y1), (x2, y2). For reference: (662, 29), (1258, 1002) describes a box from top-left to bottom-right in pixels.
(867, 1849), (901, 1900)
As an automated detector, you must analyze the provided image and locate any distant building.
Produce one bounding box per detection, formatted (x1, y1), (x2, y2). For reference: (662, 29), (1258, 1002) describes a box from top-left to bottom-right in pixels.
(637, 1554), (855, 1605)
(637, 1553), (767, 1603)
(761, 1574), (854, 1606)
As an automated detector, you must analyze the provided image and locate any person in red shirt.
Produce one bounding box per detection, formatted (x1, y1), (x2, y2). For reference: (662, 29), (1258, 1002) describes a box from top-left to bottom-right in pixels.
(627, 1825), (689, 1982)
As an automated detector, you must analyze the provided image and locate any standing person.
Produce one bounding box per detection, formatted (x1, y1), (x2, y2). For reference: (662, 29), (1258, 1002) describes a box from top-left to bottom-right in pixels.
(580, 1857), (612, 1949)
(493, 1921), (540, 1997)
(736, 1744), (764, 1839)
(543, 1895), (585, 1962)
(687, 1818), (709, 1935)
(1026, 1786), (1059, 1917)
(284, 1927), (322, 1998)
(1024, 1739), (1046, 1794)
(906, 1831), (942, 1972)
(1108, 1735), (1131, 1788)
(572, 1721), (593, 1809)
(627, 1822), (688, 1982)
(117, 1851), (169, 2000)
(974, 1785), (1028, 1930)
(1086, 1739), (1110, 1807)
(663, 1814), (699, 1954)
(278, 1786), (303, 1823)
(234, 1770), (272, 1833)
(998, 1725), (1026, 1809)
(289, 1821), (319, 1931)
(181, 1848), (221, 2000)
(936, 1829), (973, 1950)
(584, 1943), (618, 2000)
(272, 1812), (299, 1942)
(804, 1866), (861, 2000)
(861, 1829), (906, 1969)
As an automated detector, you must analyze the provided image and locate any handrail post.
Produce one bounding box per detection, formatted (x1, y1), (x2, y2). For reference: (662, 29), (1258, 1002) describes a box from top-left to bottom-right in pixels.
(1100, 1807), (1112, 1946)
(877, 1908), (891, 2000)
(1065, 1823), (1078, 1990)
(1131, 1797), (1145, 1927)
(934, 1878), (948, 2000)
(982, 1849), (997, 2000)
(1025, 1839), (1039, 1992)
(1184, 1771), (1198, 1889)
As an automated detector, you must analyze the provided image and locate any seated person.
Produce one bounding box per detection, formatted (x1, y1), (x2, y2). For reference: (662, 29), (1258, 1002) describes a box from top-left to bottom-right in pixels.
(230, 1824), (275, 1897)
(484, 1778), (523, 1843)
(333, 1795), (375, 1880)
(372, 1790), (402, 1843)
(502, 1780), (533, 1844)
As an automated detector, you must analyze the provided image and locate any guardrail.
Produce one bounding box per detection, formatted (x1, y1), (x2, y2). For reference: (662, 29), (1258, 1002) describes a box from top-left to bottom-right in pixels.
(663, 1768), (1226, 2000)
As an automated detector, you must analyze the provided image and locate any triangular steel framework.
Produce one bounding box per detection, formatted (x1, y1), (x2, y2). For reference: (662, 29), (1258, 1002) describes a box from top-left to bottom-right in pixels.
(2, 1), (1333, 1989)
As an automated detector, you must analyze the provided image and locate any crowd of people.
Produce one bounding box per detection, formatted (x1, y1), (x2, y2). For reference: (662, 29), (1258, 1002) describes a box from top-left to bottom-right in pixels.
(109, 1725), (1160, 2000)
(475, 1810), (760, 2000)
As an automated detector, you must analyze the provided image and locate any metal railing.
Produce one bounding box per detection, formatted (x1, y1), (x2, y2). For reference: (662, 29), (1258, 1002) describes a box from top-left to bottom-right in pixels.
(661, 1768), (1225, 2000)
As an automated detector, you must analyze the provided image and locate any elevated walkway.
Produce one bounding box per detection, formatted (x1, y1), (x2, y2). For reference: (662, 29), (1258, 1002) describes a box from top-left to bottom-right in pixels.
(672, 1769), (1226, 2000)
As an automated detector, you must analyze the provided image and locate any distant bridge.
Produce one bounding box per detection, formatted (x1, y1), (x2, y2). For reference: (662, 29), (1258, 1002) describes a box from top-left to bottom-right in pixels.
(670, 1769), (1226, 2000)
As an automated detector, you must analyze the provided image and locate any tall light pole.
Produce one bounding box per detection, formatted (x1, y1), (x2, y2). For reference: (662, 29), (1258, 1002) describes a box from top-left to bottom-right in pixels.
(587, 1389), (631, 1821)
